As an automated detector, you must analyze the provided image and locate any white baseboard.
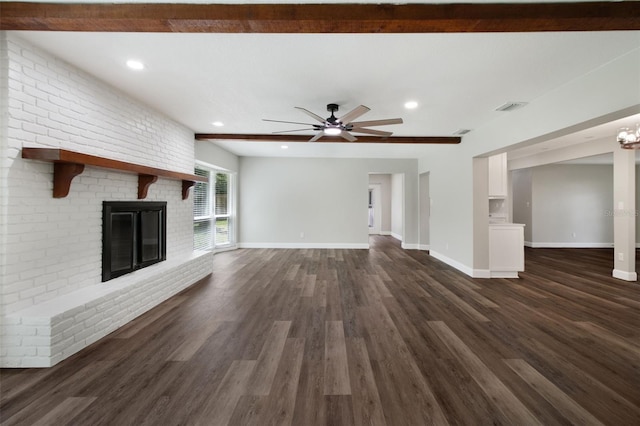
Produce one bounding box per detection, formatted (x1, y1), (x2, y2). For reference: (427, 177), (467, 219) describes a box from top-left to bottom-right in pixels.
(391, 232), (402, 241)
(491, 271), (520, 278)
(526, 242), (614, 248)
(429, 250), (474, 277)
(473, 269), (491, 278)
(380, 231), (392, 236)
(418, 244), (430, 251)
(213, 245), (238, 254)
(238, 242), (370, 249)
(612, 269), (638, 281)
(401, 243), (419, 250)
(429, 251), (502, 279)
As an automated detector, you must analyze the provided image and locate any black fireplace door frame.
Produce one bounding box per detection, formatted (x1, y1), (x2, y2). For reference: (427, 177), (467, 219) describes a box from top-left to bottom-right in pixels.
(102, 201), (167, 282)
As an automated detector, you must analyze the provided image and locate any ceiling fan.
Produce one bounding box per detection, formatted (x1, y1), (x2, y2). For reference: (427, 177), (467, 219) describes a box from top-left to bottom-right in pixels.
(263, 103), (403, 142)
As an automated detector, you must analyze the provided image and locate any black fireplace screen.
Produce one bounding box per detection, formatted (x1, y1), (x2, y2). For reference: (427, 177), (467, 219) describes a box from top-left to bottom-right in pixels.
(102, 201), (167, 282)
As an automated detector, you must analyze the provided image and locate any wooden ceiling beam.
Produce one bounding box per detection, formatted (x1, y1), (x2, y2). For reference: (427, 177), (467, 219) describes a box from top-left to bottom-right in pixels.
(195, 134), (461, 144)
(1, 2), (639, 33)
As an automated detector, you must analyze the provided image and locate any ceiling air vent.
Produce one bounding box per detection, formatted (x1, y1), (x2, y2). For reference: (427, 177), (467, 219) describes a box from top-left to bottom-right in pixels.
(453, 129), (471, 135)
(495, 101), (528, 112)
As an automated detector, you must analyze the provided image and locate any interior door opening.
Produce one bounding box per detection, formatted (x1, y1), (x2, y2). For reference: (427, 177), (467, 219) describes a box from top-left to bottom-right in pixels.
(369, 184), (382, 235)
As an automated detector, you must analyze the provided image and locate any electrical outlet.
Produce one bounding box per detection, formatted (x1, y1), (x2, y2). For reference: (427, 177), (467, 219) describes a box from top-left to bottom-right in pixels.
(619, 252), (624, 261)
(572, 232), (576, 238)
(300, 232), (305, 239)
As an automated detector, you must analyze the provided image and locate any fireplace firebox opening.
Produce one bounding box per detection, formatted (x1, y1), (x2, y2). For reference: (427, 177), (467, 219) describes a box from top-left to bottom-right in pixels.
(102, 201), (167, 282)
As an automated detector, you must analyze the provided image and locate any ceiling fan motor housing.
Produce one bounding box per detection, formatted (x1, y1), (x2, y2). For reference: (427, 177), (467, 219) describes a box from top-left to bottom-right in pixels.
(326, 103), (340, 124)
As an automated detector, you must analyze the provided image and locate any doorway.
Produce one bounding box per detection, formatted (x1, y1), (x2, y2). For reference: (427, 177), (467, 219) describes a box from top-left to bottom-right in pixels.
(419, 172), (430, 250)
(368, 184), (382, 235)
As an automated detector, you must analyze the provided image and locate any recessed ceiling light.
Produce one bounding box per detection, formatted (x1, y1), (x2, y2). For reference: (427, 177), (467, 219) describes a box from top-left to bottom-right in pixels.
(212, 121), (224, 127)
(281, 145), (288, 149)
(404, 101), (418, 109)
(126, 59), (145, 71)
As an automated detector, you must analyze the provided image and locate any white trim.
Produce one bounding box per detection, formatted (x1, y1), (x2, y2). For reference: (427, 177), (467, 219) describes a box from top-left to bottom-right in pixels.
(473, 269), (492, 278)
(380, 231), (392, 236)
(490, 271), (520, 278)
(429, 250), (474, 277)
(526, 242), (614, 248)
(612, 269), (638, 281)
(430, 251), (493, 278)
(401, 243), (419, 250)
(195, 159), (232, 173)
(238, 242), (370, 249)
(418, 244), (430, 251)
(213, 245), (238, 254)
(391, 232), (402, 241)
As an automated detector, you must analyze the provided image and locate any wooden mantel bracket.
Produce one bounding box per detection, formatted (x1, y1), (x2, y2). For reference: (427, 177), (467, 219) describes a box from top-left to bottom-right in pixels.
(22, 148), (207, 200)
(53, 162), (85, 198)
(182, 180), (196, 201)
(138, 174), (158, 199)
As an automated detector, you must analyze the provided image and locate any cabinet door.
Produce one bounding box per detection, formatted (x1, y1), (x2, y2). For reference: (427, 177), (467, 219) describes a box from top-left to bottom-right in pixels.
(489, 226), (524, 271)
(488, 153), (507, 197)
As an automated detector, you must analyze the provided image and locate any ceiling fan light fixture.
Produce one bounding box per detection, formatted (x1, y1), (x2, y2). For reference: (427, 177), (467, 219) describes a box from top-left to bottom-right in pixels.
(324, 127), (342, 136)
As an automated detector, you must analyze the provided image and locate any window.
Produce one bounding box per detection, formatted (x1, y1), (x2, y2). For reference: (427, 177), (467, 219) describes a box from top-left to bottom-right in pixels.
(193, 165), (235, 250)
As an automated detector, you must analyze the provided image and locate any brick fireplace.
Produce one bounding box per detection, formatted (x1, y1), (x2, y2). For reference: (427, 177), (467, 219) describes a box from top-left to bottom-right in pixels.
(0, 33), (213, 367)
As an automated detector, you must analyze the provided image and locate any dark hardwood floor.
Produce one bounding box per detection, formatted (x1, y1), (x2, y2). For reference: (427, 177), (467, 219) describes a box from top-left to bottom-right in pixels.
(1, 236), (639, 425)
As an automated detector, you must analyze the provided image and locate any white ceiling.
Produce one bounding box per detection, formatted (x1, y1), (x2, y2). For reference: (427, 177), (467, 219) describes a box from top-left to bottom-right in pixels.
(508, 113), (640, 162)
(13, 27), (640, 159)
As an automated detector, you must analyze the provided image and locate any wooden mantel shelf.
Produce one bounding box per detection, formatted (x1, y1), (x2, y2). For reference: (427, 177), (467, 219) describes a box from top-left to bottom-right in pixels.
(21, 148), (207, 200)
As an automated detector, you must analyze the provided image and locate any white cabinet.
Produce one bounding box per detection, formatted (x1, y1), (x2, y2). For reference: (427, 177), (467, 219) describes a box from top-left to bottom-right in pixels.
(489, 223), (525, 278)
(488, 153), (507, 198)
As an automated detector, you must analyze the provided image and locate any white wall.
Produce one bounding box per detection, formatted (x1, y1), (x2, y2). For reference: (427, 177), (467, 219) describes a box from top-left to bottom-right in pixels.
(195, 140), (239, 172)
(514, 164), (640, 248)
(368, 173), (391, 233)
(391, 173), (404, 240)
(532, 164), (614, 246)
(512, 169), (533, 242)
(419, 48), (640, 275)
(238, 157), (418, 248)
(0, 33), (211, 367)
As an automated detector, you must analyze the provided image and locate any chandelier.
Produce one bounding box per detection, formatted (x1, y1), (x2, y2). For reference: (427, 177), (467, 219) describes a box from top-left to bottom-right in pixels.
(617, 125), (640, 149)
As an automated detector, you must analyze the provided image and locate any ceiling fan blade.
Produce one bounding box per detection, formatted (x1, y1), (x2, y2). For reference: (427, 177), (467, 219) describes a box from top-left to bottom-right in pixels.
(350, 127), (393, 137)
(338, 105), (370, 124)
(349, 118), (403, 127)
(263, 119), (316, 126)
(309, 132), (324, 142)
(340, 131), (358, 142)
(272, 128), (315, 134)
(295, 107), (326, 123)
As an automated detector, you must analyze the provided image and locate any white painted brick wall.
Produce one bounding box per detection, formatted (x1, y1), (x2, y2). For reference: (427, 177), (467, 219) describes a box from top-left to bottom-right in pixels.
(1, 251), (213, 368)
(0, 33), (212, 367)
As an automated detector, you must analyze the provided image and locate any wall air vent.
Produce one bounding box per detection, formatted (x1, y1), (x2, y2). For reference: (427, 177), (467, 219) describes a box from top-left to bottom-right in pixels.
(453, 129), (471, 135)
(495, 101), (528, 112)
